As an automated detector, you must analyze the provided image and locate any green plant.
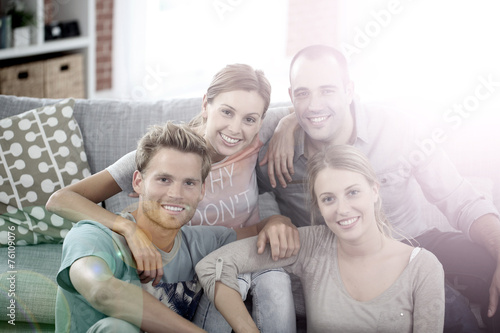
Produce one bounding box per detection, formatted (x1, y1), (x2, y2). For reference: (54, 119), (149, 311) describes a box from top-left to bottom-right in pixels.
(7, 1), (35, 28)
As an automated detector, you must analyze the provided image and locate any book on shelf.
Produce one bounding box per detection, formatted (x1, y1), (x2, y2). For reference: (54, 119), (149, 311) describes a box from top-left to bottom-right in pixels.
(0, 15), (12, 49)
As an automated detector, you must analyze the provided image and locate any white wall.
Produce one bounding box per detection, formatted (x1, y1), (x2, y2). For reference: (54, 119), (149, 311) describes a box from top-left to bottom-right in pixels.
(338, 0), (500, 180)
(339, 0), (500, 115)
(111, 0), (290, 102)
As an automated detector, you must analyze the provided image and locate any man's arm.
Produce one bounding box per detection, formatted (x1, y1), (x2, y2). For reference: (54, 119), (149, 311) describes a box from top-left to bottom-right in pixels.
(259, 109), (298, 188)
(234, 214), (300, 261)
(411, 140), (500, 315)
(469, 214), (500, 317)
(69, 256), (205, 333)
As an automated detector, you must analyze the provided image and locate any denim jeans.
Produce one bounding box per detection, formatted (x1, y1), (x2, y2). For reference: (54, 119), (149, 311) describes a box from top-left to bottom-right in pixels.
(409, 229), (500, 333)
(192, 268), (296, 333)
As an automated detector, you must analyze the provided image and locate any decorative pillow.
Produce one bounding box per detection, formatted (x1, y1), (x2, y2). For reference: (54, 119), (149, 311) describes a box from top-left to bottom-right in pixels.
(0, 99), (91, 245)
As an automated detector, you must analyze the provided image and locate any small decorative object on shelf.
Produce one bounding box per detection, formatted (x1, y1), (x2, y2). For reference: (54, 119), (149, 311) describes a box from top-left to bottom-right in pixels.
(6, 0), (36, 48)
(45, 20), (80, 41)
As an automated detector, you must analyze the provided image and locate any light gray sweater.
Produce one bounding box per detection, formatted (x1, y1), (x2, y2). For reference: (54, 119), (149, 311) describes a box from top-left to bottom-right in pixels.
(195, 225), (445, 333)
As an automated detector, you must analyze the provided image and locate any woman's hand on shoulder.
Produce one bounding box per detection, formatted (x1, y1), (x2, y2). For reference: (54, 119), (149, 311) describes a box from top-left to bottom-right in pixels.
(122, 222), (163, 286)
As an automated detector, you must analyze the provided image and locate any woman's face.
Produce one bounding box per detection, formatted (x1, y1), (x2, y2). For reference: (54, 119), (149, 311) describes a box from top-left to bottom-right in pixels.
(202, 90), (265, 163)
(314, 167), (379, 242)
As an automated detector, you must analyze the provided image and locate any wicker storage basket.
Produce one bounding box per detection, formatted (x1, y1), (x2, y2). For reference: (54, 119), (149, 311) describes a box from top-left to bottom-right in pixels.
(44, 53), (85, 99)
(0, 61), (45, 98)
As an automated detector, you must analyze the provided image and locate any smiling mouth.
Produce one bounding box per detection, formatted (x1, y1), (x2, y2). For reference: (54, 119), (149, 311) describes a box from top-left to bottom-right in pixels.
(162, 205), (184, 213)
(308, 115), (330, 124)
(220, 133), (241, 145)
(338, 216), (358, 226)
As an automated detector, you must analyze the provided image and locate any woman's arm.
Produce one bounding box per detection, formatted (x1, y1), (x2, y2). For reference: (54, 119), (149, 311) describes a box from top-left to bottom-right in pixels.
(195, 229), (307, 331)
(259, 108), (298, 189)
(213, 282), (259, 333)
(46, 169), (163, 285)
(46, 169), (123, 226)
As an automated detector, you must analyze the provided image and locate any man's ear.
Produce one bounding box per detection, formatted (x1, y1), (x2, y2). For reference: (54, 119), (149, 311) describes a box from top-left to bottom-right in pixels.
(132, 170), (143, 195)
(345, 80), (355, 104)
(288, 86), (293, 103)
(200, 182), (206, 201)
(372, 183), (380, 204)
(201, 94), (209, 119)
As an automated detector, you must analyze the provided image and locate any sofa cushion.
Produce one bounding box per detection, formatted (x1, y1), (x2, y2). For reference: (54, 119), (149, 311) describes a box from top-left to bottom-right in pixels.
(0, 99), (91, 245)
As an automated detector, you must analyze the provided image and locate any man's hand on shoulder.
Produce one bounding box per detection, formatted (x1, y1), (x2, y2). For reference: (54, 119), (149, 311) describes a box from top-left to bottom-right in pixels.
(256, 215), (300, 261)
(259, 111), (298, 189)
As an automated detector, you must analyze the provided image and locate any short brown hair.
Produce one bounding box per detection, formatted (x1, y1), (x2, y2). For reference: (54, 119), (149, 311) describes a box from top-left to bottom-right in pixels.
(136, 121), (211, 182)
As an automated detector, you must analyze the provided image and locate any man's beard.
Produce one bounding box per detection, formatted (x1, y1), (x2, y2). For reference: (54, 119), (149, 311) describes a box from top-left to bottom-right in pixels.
(142, 201), (182, 230)
(141, 200), (195, 230)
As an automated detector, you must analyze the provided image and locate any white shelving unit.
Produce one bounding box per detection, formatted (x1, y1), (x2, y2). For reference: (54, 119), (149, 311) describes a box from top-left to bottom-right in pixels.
(0, 0), (95, 98)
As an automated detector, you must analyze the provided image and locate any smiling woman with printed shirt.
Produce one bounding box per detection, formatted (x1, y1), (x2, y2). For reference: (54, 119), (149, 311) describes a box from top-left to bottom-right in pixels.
(46, 64), (298, 333)
(195, 144), (445, 333)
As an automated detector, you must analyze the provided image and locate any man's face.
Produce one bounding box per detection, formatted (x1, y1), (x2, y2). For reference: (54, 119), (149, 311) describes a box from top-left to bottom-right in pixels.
(133, 147), (205, 230)
(289, 55), (354, 146)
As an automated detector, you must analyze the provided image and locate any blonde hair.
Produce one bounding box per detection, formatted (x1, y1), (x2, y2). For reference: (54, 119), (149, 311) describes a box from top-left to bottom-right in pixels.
(306, 145), (392, 237)
(189, 64), (271, 127)
(136, 122), (212, 182)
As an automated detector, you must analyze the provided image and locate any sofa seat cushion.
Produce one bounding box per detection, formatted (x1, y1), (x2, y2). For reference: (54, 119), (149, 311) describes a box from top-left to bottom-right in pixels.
(0, 244), (62, 325)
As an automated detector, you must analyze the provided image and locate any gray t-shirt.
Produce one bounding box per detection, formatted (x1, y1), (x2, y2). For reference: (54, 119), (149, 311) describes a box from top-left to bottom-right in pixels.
(196, 225), (445, 333)
(56, 216), (236, 332)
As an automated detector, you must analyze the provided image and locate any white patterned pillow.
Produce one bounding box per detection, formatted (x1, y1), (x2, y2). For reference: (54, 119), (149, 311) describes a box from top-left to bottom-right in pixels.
(0, 99), (91, 245)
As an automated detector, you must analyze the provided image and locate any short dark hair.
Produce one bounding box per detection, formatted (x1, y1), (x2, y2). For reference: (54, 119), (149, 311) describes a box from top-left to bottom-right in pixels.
(289, 45), (350, 85)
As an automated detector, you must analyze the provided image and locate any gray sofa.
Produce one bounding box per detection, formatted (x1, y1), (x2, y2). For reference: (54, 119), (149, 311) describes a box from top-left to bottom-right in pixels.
(0, 94), (499, 331)
(0, 95), (205, 332)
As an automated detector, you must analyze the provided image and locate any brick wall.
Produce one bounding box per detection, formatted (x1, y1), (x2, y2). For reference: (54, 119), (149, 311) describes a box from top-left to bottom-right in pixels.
(44, 0), (53, 24)
(95, 0), (113, 91)
(286, 0), (340, 56)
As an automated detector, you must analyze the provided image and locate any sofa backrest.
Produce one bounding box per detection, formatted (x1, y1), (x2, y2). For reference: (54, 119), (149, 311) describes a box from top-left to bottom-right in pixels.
(0, 94), (203, 211)
(1, 94), (498, 221)
(0, 94), (201, 170)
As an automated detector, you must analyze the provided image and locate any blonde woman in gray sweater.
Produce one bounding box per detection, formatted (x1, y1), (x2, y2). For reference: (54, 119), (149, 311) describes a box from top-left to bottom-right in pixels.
(196, 144), (445, 333)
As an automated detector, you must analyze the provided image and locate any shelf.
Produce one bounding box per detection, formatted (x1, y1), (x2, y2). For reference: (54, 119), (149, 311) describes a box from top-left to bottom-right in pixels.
(0, 37), (91, 60)
(0, 0), (95, 98)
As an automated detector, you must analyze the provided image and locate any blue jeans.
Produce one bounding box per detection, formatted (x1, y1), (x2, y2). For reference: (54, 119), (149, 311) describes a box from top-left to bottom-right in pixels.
(192, 268), (296, 333)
